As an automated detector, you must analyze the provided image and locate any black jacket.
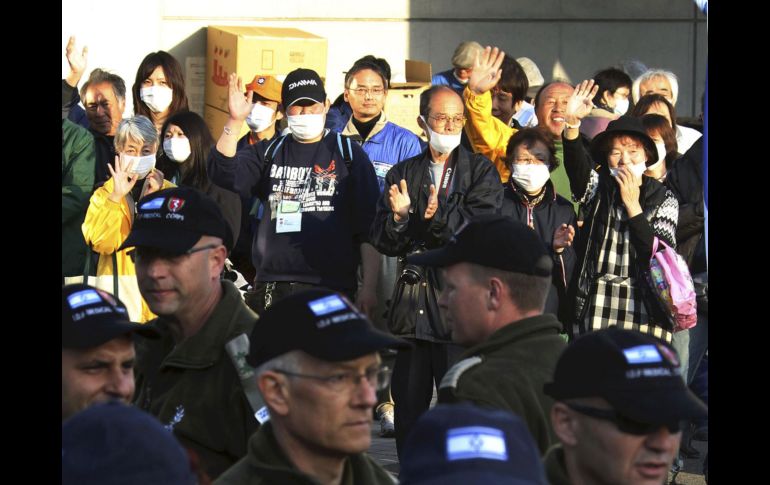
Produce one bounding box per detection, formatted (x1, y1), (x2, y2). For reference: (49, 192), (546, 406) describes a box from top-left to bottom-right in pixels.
(502, 180), (576, 322)
(370, 146), (502, 341)
(666, 138), (706, 273)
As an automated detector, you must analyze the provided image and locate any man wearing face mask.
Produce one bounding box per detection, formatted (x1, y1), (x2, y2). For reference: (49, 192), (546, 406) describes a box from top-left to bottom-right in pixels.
(579, 68), (632, 140)
(208, 68), (380, 317)
(237, 75), (284, 150)
(370, 85), (503, 457)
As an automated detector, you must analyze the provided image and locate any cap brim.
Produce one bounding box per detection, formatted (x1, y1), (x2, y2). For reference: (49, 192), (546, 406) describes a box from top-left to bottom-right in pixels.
(119, 227), (201, 253)
(288, 96), (325, 107)
(65, 321), (159, 349)
(308, 324), (411, 362)
(606, 386), (707, 424)
(406, 245), (465, 268)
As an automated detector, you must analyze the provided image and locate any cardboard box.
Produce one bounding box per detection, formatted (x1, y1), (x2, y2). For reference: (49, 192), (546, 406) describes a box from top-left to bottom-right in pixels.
(207, 25), (328, 112)
(204, 104), (251, 141)
(385, 60), (432, 137)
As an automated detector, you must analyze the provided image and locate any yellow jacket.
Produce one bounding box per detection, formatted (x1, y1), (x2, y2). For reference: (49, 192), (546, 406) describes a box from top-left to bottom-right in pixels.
(463, 86), (518, 183)
(82, 177), (175, 322)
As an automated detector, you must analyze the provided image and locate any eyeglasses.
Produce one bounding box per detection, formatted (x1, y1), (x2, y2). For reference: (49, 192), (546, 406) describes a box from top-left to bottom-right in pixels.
(428, 114), (466, 126)
(513, 155), (549, 165)
(348, 87), (385, 97)
(565, 402), (683, 436)
(274, 366), (391, 393)
(128, 244), (220, 264)
(609, 148), (644, 161)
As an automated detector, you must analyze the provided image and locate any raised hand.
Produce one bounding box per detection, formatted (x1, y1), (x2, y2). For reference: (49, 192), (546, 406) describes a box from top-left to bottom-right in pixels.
(468, 46), (505, 95)
(553, 223), (575, 253)
(389, 179), (411, 222)
(65, 35), (88, 87)
(107, 154), (139, 203)
(565, 79), (599, 122)
(423, 184), (438, 220)
(227, 73), (253, 121)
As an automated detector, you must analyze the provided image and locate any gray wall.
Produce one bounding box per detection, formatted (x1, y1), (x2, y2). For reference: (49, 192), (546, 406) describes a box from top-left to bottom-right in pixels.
(62, 0), (706, 116)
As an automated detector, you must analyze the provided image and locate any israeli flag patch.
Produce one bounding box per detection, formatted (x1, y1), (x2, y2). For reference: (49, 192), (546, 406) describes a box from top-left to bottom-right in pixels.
(623, 345), (662, 364)
(308, 295), (347, 316)
(140, 197), (165, 210)
(446, 426), (507, 461)
(67, 289), (102, 309)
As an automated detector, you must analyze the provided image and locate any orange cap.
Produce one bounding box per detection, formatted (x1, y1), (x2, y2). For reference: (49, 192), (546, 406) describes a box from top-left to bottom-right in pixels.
(245, 75), (282, 103)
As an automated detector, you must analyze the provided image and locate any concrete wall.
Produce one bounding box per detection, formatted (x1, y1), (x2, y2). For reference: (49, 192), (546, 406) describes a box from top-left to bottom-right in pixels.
(62, 0), (706, 117)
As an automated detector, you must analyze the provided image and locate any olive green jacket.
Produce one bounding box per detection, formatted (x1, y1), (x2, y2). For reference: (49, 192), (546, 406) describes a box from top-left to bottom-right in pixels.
(214, 421), (397, 485)
(437, 313), (567, 454)
(543, 444), (571, 485)
(134, 281), (259, 479)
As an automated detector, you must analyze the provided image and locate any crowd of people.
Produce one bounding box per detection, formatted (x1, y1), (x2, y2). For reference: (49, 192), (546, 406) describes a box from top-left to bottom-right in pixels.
(62, 18), (708, 484)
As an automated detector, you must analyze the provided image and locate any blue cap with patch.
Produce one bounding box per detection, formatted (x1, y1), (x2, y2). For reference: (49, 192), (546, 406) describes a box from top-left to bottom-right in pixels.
(543, 327), (707, 425)
(246, 288), (410, 367)
(62, 284), (158, 349)
(400, 403), (548, 485)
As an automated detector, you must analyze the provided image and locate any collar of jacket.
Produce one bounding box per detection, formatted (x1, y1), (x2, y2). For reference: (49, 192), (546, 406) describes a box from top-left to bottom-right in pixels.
(342, 112), (390, 143)
(460, 313), (563, 359)
(543, 444), (572, 485)
(151, 281), (254, 370)
(508, 178), (557, 207)
(245, 421), (394, 485)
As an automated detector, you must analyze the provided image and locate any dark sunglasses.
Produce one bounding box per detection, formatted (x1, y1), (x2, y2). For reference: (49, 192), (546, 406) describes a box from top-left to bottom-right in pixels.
(565, 402), (683, 436)
(127, 244), (220, 263)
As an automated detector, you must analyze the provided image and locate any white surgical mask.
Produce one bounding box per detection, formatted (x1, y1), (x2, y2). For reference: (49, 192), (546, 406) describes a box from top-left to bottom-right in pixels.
(421, 116), (461, 155)
(140, 86), (173, 113)
(163, 137), (191, 163)
(122, 153), (156, 179)
(652, 142), (667, 167)
(246, 103), (276, 133)
(511, 164), (551, 193)
(287, 113), (325, 141)
(630, 161), (647, 178)
(613, 97), (629, 116)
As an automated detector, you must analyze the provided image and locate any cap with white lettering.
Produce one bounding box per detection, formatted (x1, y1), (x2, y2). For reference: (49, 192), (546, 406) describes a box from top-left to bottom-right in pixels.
(281, 68), (326, 108)
(246, 289), (409, 367)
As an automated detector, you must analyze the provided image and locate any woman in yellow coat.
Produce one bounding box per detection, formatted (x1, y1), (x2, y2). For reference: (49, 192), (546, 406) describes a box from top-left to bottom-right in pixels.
(82, 115), (174, 322)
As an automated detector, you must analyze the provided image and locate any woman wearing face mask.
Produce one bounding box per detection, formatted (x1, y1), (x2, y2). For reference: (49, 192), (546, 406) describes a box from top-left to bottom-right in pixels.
(82, 115), (174, 322)
(562, 80), (679, 344)
(639, 113), (680, 182)
(157, 110), (241, 255)
(502, 127), (577, 320)
(132, 51), (189, 134)
(579, 68), (632, 140)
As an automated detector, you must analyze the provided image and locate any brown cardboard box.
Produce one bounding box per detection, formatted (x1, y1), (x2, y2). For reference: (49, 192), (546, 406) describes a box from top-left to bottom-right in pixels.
(207, 26), (328, 112)
(204, 104), (251, 141)
(385, 60), (432, 137)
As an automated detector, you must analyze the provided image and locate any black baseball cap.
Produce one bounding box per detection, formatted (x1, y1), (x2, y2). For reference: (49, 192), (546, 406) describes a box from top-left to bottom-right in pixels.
(119, 186), (233, 253)
(62, 401), (196, 485)
(62, 284), (158, 349)
(407, 214), (552, 277)
(281, 68), (326, 108)
(590, 115), (659, 167)
(400, 403), (548, 485)
(246, 289), (410, 367)
(543, 328), (707, 425)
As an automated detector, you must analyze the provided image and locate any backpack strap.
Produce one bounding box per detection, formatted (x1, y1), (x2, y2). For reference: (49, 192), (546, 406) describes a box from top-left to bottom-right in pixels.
(335, 132), (353, 170)
(263, 134), (288, 165)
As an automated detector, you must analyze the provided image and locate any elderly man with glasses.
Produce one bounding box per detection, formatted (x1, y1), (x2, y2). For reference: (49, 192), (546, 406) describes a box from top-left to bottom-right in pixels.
(370, 85), (502, 458)
(121, 186), (259, 480)
(543, 327), (707, 485)
(214, 288), (407, 485)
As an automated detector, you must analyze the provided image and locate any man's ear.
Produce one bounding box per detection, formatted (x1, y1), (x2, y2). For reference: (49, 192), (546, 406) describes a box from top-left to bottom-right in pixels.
(258, 371), (291, 417)
(551, 402), (579, 446)
(601, 90), (613, 108)
(209, 243), (227, 278)
(488, 277), (505, 311)
(275, 104), (284, 121)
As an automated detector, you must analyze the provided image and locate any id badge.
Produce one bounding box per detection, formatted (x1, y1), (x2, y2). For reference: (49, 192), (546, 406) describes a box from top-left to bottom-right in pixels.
(276, 200), (302, 233)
